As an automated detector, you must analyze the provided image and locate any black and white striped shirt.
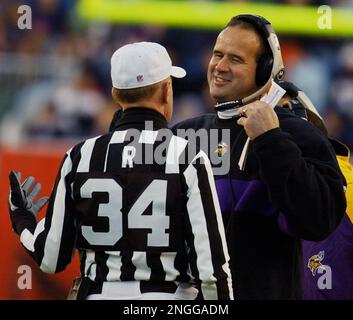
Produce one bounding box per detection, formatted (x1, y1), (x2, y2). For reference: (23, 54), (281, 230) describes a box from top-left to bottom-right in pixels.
(17, 108), (233, 300)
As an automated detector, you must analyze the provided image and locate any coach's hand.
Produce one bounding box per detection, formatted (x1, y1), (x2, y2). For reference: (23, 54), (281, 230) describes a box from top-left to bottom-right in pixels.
(237, 101), (279, 140)
(8, 171), (49, 219)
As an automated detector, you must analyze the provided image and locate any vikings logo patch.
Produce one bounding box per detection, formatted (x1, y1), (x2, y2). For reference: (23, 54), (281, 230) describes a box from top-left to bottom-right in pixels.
(215, 141), (228, 157)
(307, 251), (325, 276)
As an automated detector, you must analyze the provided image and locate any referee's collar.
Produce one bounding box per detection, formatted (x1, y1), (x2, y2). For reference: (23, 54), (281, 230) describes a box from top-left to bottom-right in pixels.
(113, 107), (168, 131)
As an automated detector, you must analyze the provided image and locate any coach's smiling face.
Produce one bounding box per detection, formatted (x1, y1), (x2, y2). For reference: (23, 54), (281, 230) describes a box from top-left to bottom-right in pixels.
(207, 25), (261, 103)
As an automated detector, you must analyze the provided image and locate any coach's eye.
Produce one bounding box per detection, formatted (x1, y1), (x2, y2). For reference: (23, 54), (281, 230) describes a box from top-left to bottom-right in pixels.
(230, 56), (240, 63)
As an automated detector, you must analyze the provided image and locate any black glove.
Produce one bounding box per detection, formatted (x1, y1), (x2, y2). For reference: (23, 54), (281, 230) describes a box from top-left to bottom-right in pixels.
(9, 171), (49, 234)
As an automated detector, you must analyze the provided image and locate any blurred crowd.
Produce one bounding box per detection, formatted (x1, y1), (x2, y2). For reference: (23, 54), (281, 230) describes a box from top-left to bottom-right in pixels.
(0, 0), (352, 163)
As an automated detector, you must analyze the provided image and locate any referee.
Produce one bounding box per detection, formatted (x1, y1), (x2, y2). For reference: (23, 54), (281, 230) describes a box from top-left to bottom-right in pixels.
(8, 42), (233, 300)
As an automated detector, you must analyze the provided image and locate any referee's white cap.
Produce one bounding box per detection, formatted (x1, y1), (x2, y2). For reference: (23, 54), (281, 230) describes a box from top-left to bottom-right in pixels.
(111, 41), (186, 89)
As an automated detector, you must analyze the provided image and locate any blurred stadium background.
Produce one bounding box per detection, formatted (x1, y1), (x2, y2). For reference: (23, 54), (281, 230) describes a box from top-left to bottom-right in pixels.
(0, 0), (352, 300)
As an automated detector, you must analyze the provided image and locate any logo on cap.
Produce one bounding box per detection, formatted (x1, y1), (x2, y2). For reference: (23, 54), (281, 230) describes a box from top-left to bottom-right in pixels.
(136, 75), (144, 83)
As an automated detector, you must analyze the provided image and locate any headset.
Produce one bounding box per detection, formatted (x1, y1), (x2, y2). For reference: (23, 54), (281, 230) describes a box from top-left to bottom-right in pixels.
(215, 14), (285, 118)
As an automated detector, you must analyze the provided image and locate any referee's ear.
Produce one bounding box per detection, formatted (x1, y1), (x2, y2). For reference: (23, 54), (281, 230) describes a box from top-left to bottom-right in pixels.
(161, 79), (173, 122)
(111, 87), (119, 105)
(161, 79), (172, 105)
(111, 87), (123, 110)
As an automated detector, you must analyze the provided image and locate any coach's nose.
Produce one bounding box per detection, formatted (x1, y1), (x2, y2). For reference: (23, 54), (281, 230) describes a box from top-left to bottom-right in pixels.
(215, 56), (230, 73)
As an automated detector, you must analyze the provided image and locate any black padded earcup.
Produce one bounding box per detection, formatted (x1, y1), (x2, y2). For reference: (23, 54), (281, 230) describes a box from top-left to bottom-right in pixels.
(256, 50), (273, 86)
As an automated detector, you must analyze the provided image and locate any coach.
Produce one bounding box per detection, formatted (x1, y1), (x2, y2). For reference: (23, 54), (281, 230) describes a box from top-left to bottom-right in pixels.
(171, 15), (346, 299)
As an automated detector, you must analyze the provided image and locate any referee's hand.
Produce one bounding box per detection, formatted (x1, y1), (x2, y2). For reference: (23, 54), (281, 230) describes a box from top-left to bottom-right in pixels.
(8, 171), (49, 218)
(237, 101), (279, 140)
